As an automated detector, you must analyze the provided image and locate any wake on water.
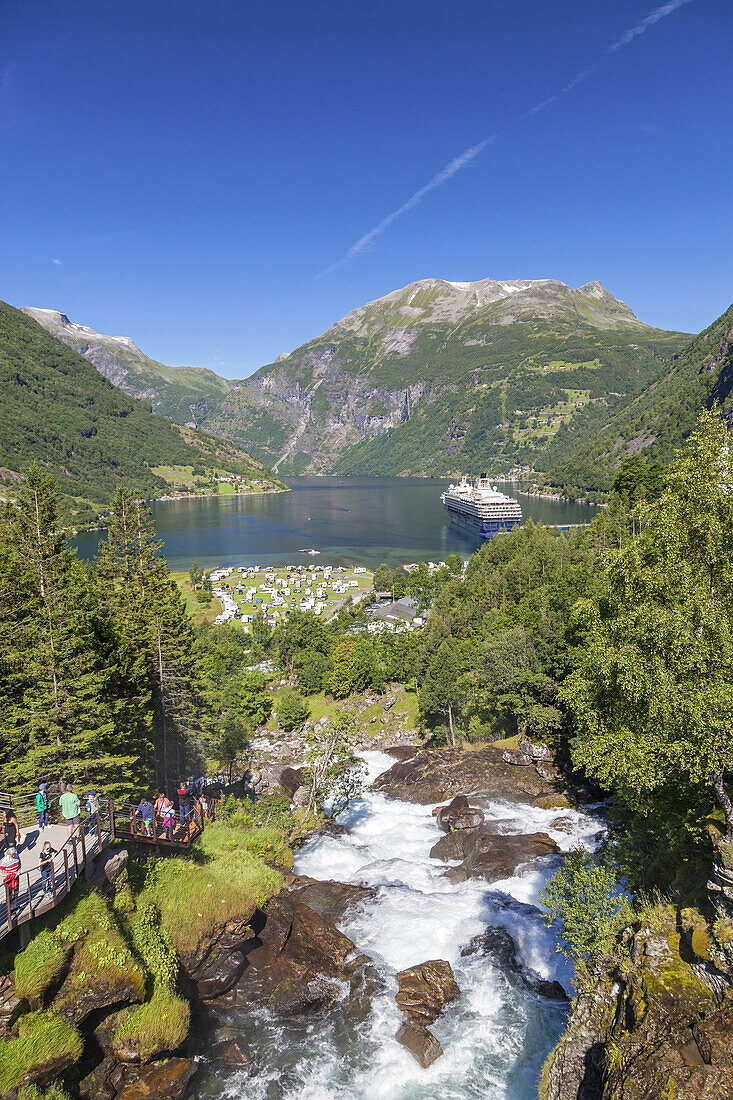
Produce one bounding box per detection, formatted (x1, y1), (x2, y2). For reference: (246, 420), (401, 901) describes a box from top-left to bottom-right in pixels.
(201, 751), (604, 1100)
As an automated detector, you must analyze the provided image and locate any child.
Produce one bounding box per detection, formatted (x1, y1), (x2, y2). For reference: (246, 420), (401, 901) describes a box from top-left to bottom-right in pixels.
(0, 847), (21, 911)
(160, 796), (175, 841)
(85, 790), (101, 839)
(39, 841), (57, 896)
(135, 797), (154, 838)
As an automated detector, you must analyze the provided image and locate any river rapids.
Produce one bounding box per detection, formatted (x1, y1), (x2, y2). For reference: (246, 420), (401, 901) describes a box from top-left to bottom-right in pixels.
(200, 751), (603, 1099)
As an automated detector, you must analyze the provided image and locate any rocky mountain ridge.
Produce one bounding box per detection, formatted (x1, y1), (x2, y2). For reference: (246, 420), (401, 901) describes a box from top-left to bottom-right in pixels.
(24, 279), (690, 489)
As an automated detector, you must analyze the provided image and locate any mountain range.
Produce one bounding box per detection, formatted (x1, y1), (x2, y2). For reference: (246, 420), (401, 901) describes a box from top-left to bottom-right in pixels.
(1, 301), (283, 523)
(25, 277), (733, 499)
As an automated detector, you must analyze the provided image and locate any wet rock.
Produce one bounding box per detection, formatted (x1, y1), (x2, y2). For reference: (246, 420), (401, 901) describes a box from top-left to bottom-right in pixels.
(534, 794), (574, 810)
(396, 1021), (443, 1068)
(430, 829), (480, 861)
(461, 924), (568, 1002)
(502, 749), (533, 766)
(395, 959), (459, 1025)
(101, 849), (129, 888)
(196, 892), (365, 1019)
(374, 745), (562, 804)
(436, 794), (485, 833)
(110, 1057), (198, 1099)
(209, 1036), (254, 1066)
(447, 830), (560, 883)
(290, 876), (376, 925)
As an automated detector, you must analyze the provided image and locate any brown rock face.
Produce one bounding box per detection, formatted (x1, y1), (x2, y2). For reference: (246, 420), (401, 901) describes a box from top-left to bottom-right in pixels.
(189, 891), (365, 1018)
(374, 745), (561, 804)
(436, 795), (485, 833)
(209, 1035), (254, 1066)
(110, 1057), (197, 1099)
(447, 831), (560, 883)
(396, 1022), (443, 1067)
(395, 959), (460, 1025)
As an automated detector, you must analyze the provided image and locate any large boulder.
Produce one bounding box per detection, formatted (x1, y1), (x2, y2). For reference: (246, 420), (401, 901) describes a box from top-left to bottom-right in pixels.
(396, 1021), (443, 1068)
(266, 765), (304, 799)
(520, 740), (553, 761)
(447, 830), (560, 883)
(502, 749), (533, 766)
(191, 892), (370, 1019)
(395, 959), (459, 1025)
(436, 795), (485, 833)
(374, 745), (562, 804)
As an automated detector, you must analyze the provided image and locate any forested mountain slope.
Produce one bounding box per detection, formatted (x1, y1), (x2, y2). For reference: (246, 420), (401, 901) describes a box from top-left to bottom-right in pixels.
(21, 306), (231, 423)
(200, 278), (688, 480)
(544, 300), (733, 496)
(0, 300), (281, 519)
(26, 281), (688, 490)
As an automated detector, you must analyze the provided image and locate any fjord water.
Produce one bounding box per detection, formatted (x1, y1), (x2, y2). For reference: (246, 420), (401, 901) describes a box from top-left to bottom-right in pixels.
(201, 752), (603, 1100)
(73, 477), (600, 569)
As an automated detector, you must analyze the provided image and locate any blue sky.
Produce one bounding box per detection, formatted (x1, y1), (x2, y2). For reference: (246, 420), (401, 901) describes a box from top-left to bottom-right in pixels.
(1, 0), (729, 376)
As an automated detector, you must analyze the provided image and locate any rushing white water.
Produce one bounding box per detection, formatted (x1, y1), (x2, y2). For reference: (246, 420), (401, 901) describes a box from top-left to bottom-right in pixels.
(201, 751), (604, 1100)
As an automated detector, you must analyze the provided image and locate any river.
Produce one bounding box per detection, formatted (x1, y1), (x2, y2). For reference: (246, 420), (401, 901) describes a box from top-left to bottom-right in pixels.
(72, 477), (600, 570)
(199, 752), (603, 1100)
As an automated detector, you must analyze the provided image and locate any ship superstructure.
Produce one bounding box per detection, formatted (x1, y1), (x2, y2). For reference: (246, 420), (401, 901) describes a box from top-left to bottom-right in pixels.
(441, 478), (523, 539)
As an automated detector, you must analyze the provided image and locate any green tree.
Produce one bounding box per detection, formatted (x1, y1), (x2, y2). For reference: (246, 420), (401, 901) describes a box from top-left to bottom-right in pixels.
(541, 848), (620, 968)
(0, 467), (122, 793)
(291, 710), (366, 837)
(235, 671), (273, 727)
(391, 567), (409, 599)
(562, 411), (733, 839)
(419, 639), (465, 746)
(373, 562), (393, 592)
(276, 690), (310, 732)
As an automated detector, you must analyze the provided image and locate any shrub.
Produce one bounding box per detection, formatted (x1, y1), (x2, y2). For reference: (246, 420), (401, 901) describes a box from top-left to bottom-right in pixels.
(276, 689), (310, 732)
(113, 985), (189, 1061)
(540, 848), (621, 967)
(15, 932), (68, 1005)
(0, 1011), (82, 1094)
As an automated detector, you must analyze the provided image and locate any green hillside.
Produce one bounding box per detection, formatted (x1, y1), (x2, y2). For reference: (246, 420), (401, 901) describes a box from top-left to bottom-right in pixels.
(0, 300), (283, 521)
(542, 300), (733, 497)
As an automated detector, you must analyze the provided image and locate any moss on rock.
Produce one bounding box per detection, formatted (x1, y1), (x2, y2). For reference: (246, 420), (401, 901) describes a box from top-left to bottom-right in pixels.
(0, 1010), (82, 1094)
(14, 932), (69, 1008)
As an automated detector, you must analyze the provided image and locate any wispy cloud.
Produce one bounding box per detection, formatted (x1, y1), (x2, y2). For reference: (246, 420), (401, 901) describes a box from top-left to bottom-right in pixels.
(607, 0), (695, 53)
(51, 258), (64, 265)
(322, 138), (494, 274)
(324, 0), (696, 272)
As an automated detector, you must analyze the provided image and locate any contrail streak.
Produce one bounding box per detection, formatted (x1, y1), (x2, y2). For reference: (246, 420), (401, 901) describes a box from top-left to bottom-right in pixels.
(322, 138), (494, 274)
(324, 0), (696, 272)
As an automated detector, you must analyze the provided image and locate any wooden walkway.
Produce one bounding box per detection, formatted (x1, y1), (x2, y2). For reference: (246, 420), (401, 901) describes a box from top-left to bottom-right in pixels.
(1, 795), (207, 943)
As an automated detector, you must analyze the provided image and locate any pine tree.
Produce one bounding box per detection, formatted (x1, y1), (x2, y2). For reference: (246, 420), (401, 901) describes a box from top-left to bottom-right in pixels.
(0, 467), (124, 795)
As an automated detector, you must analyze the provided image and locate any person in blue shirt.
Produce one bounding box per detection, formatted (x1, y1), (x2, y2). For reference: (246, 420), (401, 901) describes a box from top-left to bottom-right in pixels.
(135, 798), (154, 838)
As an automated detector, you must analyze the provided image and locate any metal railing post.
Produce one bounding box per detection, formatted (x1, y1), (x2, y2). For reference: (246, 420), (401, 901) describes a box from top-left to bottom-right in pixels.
(109, 799), (116, 841)
(4, 883), (11, 929)
(79, 825), (87, 867)
(26, 871), (32, 917)
(52, 855), (57, 905)
(63, 849), (70, 893)
(70, 835), (79, 878)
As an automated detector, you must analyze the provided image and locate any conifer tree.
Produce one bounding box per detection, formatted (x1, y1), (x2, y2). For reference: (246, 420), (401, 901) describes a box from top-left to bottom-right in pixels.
(0, 467), (128, 795)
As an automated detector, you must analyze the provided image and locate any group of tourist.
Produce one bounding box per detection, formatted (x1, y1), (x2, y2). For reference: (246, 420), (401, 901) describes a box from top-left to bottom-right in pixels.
(133, 778), (211, 841)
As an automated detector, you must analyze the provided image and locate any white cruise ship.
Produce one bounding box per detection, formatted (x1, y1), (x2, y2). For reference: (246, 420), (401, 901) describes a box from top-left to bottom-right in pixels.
(441, 478), (523, 539)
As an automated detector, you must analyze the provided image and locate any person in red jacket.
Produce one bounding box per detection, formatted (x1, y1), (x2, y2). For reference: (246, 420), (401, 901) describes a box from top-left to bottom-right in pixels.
(1, 847), (21, 911)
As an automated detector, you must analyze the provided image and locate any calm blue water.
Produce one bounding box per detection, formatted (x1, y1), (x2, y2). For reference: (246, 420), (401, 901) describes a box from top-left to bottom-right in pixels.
(72, 477), (600, 570)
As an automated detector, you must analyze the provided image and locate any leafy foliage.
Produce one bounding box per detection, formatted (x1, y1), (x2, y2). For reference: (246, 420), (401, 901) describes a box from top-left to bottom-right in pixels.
(541, 848), (620, 966)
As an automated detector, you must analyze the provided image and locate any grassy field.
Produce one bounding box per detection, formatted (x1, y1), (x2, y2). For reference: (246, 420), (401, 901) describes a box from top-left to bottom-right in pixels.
(267, 682), (420, 734)
(171, 571), (222, 624)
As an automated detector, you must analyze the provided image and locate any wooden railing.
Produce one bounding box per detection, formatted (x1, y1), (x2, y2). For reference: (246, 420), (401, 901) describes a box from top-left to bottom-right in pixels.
(109, 802), (204, 851)
(1, 802), (113, 940)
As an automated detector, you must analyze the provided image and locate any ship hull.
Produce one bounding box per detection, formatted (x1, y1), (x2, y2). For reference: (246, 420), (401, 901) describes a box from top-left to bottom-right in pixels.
(442, 502), (522, 539)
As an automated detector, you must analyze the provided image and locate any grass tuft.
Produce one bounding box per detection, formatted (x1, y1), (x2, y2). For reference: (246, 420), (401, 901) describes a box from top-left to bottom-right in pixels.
(15, 932), (68, 1006)
(0, 1011), (82, 1094)
(113, 984), (190, 1061)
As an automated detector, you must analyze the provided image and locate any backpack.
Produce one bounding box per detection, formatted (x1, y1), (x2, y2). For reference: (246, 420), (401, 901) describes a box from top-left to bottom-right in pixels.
(87, 795), (100, 814)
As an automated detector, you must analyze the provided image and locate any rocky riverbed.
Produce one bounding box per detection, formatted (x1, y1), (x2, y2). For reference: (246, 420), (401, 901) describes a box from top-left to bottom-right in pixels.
(192, 748), (604, 1099)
